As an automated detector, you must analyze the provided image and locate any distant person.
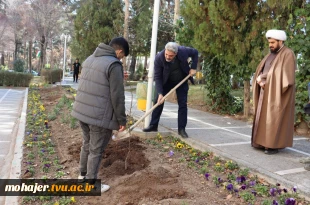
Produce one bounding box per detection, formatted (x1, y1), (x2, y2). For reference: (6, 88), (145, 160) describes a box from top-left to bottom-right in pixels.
(71, 37), (129, 192)
(251, 29), (296, 154)
(72, 58), (81, 83)
(142, 42), (198, 138)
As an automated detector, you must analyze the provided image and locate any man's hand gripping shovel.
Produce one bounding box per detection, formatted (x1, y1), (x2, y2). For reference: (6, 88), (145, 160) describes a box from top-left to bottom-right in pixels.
(113, 74), (192, 140)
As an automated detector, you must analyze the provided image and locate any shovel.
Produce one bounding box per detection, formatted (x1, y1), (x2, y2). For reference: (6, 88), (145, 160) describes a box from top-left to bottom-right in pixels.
(113, 74), (192, 140)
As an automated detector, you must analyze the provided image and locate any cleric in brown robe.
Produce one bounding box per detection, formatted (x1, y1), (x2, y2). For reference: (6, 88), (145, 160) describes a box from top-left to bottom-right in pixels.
(251, 29), (297, 155)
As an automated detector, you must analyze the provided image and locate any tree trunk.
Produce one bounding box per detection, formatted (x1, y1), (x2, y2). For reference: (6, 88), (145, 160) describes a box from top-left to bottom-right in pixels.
(243, 80), (250, 118)
(28, 40), (32, 72)
(0, 51), (4, 66)
(123, 0), (130, 71)
(144, 55), (148, 71)
(40, 35), (45, 72)
(14, 42), (18, 61)
(232, 76), (239, 89)
(129, 55), (137, 80)
(50, 41), (54, 70)
(173, 0), (180, 39)
(24, 42), (26, 61)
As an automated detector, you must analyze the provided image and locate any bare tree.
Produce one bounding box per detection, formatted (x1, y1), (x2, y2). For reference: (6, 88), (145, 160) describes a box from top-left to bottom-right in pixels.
(28, 0), (65, 71)
(6, 1), (24, 60)
(0, 14), (14, 66)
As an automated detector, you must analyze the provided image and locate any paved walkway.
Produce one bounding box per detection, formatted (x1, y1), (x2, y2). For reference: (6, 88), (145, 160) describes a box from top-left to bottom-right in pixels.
(57, 78), (310, 199)
(0, 88), (27, 205)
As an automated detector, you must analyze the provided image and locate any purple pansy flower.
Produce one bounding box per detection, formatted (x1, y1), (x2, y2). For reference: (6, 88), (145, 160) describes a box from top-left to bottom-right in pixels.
(204, 173), (210, 180)
(273, 200), (279, 205)
(240, 176), (246, 182)
(249, 181), (256, 187)
(44, 163), (51, 168)
(251, 190), (257, 196)
(293, 186), (297, 192)
(240, 184), (247, 190)
(168, 150), (174, 157)
(236, 176), (246, 184)
(270, 188), (277, 196)
(226, 183), (233, 191)
(283, 188), (288, 193)
(285, 198), (296, 205)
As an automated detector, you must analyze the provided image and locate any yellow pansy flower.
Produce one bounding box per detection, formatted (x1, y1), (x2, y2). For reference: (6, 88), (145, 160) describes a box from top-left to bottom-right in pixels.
(176, 142), (184, 149)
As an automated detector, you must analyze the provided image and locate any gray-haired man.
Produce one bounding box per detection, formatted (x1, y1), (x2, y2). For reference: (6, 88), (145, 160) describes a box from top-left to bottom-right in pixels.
(143, 42), (198, 138)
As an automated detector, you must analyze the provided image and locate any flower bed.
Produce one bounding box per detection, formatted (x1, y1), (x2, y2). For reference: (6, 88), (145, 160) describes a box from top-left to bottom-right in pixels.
(20, 85), (309, 205)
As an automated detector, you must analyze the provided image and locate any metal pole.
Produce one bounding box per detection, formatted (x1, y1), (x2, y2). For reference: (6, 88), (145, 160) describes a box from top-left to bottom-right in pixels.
(144, 0), (160, 128)
(62, 35), (67, 84)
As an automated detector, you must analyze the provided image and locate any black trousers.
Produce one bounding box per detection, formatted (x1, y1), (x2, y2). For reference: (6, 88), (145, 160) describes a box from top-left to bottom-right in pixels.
(150, 81), (189, 130)
(73, 72), (79, 82)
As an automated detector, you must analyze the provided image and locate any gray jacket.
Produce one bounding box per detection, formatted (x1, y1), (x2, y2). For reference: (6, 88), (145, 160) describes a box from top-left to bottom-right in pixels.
(71, 43), (126, 130)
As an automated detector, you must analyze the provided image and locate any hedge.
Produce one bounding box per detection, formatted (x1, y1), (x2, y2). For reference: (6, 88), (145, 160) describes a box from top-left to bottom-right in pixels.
(41, 69), (63, 84)
(0, 71), (33, 87)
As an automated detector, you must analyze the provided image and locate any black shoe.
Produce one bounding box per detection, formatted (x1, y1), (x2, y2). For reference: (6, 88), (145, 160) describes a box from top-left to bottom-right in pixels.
(264, 148), (278, 155)
(178, 128), (189, 138)
(142, 125), (158, 132)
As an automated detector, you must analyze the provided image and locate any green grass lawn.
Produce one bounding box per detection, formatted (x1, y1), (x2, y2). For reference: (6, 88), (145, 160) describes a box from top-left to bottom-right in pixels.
(188, 85), (246, 105)
(125, 81), (140, 87)
(30, 76), (45, 85)
(126, 83), (247, 106)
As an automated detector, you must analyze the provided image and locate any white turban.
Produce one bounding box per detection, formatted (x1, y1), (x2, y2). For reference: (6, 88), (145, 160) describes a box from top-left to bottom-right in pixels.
(266, 30), (287, 41)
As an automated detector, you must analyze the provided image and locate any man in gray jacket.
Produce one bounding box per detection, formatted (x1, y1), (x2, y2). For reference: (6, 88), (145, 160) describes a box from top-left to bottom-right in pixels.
(71, 37), (129, 192)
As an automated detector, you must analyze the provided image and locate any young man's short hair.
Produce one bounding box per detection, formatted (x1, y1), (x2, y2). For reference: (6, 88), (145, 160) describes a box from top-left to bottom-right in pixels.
(109, 37), (130, 56)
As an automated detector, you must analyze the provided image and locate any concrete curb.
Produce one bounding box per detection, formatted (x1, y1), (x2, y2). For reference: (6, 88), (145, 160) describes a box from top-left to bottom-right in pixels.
(5, 88), (28, 205)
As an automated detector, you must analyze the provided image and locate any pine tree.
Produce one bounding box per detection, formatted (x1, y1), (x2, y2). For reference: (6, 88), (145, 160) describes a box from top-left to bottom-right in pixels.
(71, 0), (123, 61)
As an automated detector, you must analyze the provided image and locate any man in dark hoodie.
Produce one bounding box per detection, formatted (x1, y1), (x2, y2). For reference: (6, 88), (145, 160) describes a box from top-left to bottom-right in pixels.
(142, 42), (198, 138)
(71, 37), (129, 192)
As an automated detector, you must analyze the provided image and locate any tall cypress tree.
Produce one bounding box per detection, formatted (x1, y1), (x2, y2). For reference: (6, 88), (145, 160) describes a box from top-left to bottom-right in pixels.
(71, 0), (123, 61)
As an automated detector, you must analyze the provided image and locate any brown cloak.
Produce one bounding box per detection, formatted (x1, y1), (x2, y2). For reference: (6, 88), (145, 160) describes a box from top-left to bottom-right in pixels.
(252, 46), (296, 149)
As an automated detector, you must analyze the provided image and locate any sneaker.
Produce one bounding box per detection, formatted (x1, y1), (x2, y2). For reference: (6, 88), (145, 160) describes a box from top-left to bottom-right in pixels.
(100, 184), (110, 193)
(78, 175), (86, 183)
